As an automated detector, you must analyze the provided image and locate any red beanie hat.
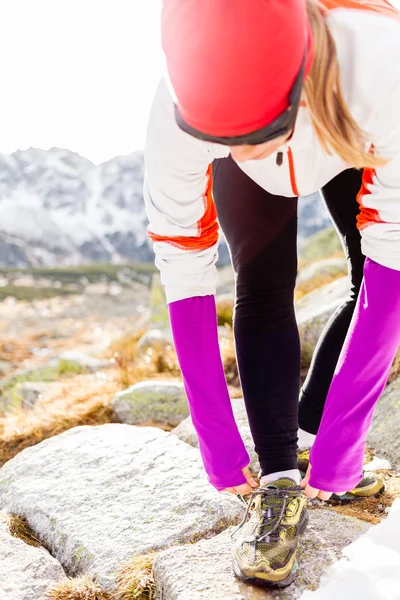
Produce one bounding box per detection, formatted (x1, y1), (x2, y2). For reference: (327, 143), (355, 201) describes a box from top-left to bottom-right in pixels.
(162, 0), (313, 138)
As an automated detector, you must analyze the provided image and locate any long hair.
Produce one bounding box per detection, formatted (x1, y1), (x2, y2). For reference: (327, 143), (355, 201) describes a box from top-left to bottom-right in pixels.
(304, 0), (387, 168)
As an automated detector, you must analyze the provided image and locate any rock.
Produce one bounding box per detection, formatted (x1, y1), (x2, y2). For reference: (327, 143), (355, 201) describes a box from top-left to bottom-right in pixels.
(153, 510), (370, 600)
(296, 257), (347, 288)
(0, 424), (244, 593)
(295, 275), (400, 381)
(367, 377), (400, 470)
(112, 381), (189, 428)
(295, 277), (349, 366)
(14, 381), (64, 410)
(56, 351), (112, 372)
(301, 500), (400, 599)
(0, 512), (65, 599)
(172, 397), (259, 474)
(136, 329), (172, 357)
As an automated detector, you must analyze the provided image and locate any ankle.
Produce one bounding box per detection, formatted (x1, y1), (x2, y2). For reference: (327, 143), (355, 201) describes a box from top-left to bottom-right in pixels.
(260, 469), (301, 486)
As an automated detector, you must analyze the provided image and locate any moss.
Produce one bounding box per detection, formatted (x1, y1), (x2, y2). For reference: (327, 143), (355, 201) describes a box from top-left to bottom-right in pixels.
(115, 385), (189, 428)
(0, 360), (89, 411)
(72, 545), (88, 561)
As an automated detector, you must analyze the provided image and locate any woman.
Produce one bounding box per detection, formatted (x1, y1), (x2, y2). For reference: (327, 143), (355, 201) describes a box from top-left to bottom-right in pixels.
(144, 0), (400, 588)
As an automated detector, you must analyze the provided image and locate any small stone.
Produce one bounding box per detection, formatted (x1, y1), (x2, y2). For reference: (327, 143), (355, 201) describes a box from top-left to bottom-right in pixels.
(112, 380), (189, 428)
(136, 329), (172, 356)
(14, 381), (64, 410)
(57, 351), (112, 372)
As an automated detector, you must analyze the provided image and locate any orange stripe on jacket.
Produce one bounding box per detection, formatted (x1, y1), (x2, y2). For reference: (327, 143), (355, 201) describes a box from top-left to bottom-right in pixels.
(320, 0), (400, 20)
(356, 167), (385, 230)
(148, 165), (219, 251)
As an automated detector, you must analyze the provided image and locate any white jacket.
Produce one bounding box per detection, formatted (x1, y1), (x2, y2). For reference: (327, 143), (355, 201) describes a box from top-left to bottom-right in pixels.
(144, 4), (400, 303)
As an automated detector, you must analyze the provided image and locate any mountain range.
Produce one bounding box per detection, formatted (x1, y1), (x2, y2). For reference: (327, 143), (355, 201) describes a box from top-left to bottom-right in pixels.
(0, 148), (330, 267)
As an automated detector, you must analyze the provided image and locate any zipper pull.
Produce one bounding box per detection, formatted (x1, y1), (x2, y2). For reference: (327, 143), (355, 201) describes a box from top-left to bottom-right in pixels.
(276, 152), (283, 166)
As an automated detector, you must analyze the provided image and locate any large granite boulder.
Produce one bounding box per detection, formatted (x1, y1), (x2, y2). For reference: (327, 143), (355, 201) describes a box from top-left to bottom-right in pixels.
(153, 510), (369, 600)
(0, 424), (244, 593)
(295, 277), (350, 366)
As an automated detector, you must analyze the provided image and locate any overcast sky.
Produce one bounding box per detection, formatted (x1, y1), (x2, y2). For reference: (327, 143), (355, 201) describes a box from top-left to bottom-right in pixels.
(0, 0), (163, 163)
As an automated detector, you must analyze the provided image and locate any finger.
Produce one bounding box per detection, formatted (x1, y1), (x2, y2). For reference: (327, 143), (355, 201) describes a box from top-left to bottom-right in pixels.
(241, 466), (258, 488)
(223, 487), (236, 494)
(300, 464), (312, 488)
(318, 490), (332, 501)
(234, 482), (253, 495)
(304, 484), (319, 499)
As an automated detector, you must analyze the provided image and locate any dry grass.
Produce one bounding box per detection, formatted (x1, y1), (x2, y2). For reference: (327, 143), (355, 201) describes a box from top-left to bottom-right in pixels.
(0, 512), (42, 547)
(0, 375), (120, 466)
(109, 330), (180, 388)
(389, 350), (400, 384)
(294, 269), (346, 301)
(113, 553), (157, 600)
(44, 575), (110, 600)
(313, 471), (400, 525)
(218, 326), (241, 390)
(0, 337), (33, 364)
(216, 297), (234, 328)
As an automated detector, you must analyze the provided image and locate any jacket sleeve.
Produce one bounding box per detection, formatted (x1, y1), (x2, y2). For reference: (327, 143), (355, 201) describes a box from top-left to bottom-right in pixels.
(358, 79), (400, 270)
(144, 78), (226, 304)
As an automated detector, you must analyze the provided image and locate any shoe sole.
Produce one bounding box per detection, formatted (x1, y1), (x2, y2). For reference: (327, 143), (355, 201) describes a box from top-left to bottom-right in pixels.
(299, 470), (386, 504)
(232, 510), (309, 589)
(330, 483), (386, 504)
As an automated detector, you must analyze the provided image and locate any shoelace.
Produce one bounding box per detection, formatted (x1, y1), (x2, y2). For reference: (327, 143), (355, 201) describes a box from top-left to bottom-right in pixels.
(232, 485), (304, 543)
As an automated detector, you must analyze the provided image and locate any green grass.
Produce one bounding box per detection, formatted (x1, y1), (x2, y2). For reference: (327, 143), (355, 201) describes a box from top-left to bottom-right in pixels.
(1, 360), (89, 393)
(0, 285), (77, 302)
(300, 227), (344, 263)
(0, 360), (91, 412)
(0, 262), (157, 300)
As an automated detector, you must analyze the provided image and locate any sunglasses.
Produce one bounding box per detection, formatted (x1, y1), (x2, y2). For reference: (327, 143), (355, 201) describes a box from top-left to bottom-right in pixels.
(175, 48), (306, 147)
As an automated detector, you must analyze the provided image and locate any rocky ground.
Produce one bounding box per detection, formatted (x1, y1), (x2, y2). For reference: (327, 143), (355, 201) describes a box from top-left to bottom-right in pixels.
(0, 260), (399, 599)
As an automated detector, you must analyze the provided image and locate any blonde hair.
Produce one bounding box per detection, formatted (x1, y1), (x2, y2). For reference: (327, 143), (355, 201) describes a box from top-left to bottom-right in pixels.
(304, 0), (387, 169)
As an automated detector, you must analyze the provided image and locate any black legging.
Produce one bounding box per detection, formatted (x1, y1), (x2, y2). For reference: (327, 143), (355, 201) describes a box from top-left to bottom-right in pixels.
(212, 156), (364, 476)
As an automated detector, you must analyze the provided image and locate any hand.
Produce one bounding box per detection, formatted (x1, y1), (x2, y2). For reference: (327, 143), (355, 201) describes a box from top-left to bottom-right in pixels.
(224, 465), (258, 495)
(300, 464), (345, 501)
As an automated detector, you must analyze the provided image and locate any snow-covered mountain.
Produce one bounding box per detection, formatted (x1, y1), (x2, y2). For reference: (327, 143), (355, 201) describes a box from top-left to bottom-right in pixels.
(0, 148), (150, 266)
(0, 148), (329, 267)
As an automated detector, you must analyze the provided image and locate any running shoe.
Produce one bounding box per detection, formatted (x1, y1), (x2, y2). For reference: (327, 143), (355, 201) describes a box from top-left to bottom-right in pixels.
(297, 448), (385, 502)
(232, 477), (308, 588)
